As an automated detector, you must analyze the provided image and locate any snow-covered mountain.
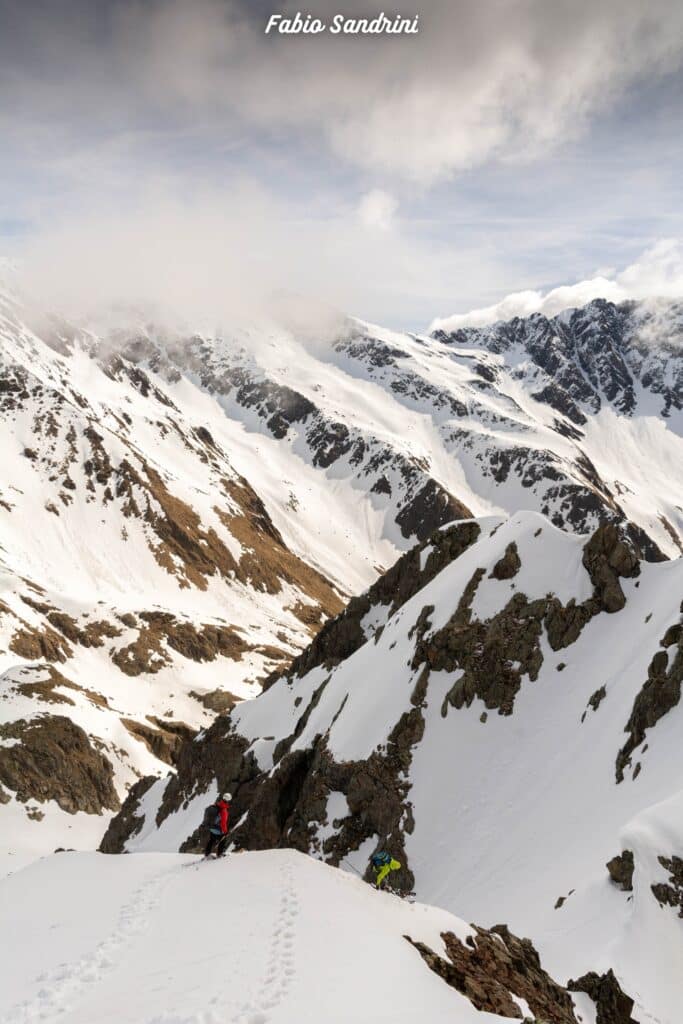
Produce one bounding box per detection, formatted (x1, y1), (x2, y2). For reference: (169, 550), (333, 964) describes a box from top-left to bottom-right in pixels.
(1, 286), (682, 870)
(103, 294), (683, 561)
(0, 291), (346, 869)
(106, 513), (683, 1024)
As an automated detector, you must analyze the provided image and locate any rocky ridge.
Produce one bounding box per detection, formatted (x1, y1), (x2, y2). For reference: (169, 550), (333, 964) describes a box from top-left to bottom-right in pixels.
(101, 510), (683, 1022)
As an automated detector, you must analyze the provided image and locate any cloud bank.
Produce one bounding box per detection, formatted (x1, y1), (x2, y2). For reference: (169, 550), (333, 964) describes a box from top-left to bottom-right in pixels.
(13, 183), (505, 332)
(2, 0), (683, 185)
(430, 239), (683, 331)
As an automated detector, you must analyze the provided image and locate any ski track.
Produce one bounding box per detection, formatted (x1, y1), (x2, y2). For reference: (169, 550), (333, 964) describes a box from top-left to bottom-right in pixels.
(5, 862), (178, 1024)
(6, 854), (303, 1024)
(229, 855), (300, 1024)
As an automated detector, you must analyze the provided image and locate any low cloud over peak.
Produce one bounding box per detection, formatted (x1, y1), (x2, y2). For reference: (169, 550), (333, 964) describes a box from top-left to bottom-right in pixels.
(430, 239), (683, 331)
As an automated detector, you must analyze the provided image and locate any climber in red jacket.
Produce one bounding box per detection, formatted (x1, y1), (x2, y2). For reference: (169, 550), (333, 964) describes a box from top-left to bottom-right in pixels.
(203, 793), (231, 858)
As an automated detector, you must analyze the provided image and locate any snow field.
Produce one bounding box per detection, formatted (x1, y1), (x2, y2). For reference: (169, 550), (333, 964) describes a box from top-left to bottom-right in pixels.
(1, 849), (510, 1024)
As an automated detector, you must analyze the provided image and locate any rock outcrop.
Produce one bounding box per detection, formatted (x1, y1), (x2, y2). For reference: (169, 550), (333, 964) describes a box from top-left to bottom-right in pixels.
(651, 855), (683, 916)
(606, 850), (634, 891)
(408, 923), (579, 1022)
(278, 520), (481, 682)
(616, 609), (683, 781)
(568, 969), (638, 1024)
(414, 523), (643, 717)
(0, 715), (119, 814)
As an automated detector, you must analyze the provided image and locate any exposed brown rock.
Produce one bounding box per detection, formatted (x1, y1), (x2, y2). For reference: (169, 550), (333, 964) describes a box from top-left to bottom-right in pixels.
(581, 685), (607, 722)
(606, 850), (634, 891)
(110, 613), (252, 676)
(111, 624), (171, 676)
(568, 969), (638, 1024)
(105, 668), (428, 895)
(407, 923), (579, 1022)
(19, 594), (54, 615)
(616, 614), (683, 781)
(9, 624), (72, 663)
(413, 523), (644, 717)
(582, 523), (640, 614)
(490, 541), (521, 580)
(121, 717), (196, 766)
(142, 464), (240, 590)
(189, 688), (242, 714)
(13, 665), (110, 709)
(0, 715), (119, 814)
(588, 686), (607, 712)
(288, 601), (324, 632)
(218, 476), (343, 618)
(545, 598), (595, 650)
(45, 612), (121, 647)
(140, 614), (248, 663)
(414, 577), (546, 717)
(651, 854), (683, 916)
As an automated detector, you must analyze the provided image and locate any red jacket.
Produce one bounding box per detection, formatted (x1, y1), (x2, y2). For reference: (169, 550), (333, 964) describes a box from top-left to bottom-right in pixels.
(216, 799), (229, 835)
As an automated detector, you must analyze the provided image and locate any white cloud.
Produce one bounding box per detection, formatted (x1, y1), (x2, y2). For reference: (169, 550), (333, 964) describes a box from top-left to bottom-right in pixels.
(10, 182), (503, 332)
(430, 239), (683, 331)
(357, 190), (398, 231)
(2, 0), (683, 185)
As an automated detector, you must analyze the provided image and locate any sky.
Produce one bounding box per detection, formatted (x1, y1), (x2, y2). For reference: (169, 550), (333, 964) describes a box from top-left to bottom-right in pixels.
(1, 0), (683, 330)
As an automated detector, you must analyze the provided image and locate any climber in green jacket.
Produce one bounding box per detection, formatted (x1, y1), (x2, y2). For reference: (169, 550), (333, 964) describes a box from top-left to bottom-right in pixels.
(370, 850), (401, 889)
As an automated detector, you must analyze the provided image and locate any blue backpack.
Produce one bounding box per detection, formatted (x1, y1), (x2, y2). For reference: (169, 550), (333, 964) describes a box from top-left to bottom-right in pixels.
(371, 851), (391, 868)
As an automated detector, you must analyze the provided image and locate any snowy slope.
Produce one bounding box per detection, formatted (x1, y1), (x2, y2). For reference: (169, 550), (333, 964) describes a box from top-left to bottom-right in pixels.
(1, 849), (594, 1024)
(0, 291), (344, 866)
(111, 513), (683, 1022)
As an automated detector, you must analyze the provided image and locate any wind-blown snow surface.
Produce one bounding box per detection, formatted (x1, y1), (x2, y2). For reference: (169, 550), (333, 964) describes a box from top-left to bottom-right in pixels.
(2, 849), (516, 1024)
(120, 512), (683, 1023)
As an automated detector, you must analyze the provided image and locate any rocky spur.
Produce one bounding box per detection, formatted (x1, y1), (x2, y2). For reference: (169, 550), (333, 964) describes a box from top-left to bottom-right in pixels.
(264, 11), (420, 35)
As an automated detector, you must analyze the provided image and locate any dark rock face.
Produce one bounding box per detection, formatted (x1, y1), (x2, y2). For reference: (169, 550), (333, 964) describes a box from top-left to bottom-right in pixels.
(395, 478), (472, 542)
(413, 523), (644, 718)
(0, 715), (119, 814)
(431, 299), (682, 558)
(582, 684), (607, 721)
(606, 850), (634, 891)
(418, 581), (547, 717)
(408, 923), (579, 1022)
(582, 524), (640, 613)
(568, 969), (638, 1024)
(490, 541), (521, 580)
(100, 776), (157, 853)
(433, 297), (683, 424)
(103, 519), (653, 868)
(651, 855), (683, 916)
(532, 382), (588, 426)
(278, 520), (481, 682)
(194, 704), (422, 893)
(616, 609), (683, 782)
(102, 661), (429, 892)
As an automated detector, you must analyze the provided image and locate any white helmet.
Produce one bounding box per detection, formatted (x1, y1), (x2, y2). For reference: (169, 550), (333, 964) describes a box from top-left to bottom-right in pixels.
(222, 792), (232, 802)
